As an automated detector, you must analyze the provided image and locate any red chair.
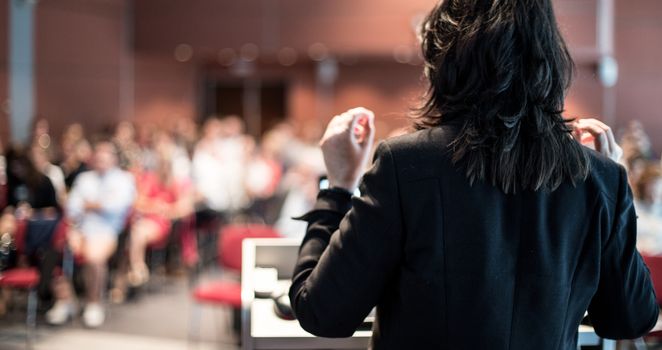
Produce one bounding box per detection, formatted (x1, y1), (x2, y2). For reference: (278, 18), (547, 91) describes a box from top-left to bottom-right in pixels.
(643, 255), (662, 305)
(0, 219), (40, 349)
(640, 255), (662, 344)
(189, 224), (280, 342)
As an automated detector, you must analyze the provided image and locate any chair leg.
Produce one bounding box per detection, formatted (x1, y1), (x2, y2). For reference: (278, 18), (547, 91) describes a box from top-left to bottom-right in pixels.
(157, 250), (166, 288)
(26, 288), (38, 349)
(63, 247), (75, 280)
(214, 306), (234, 344)
(148, 249), (164, 293)
(188, 302), (202, 344)
(148, 251), (155, 293)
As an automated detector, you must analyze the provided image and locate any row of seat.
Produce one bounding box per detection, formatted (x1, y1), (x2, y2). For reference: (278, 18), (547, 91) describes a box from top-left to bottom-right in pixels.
(0, 214), (281, 348)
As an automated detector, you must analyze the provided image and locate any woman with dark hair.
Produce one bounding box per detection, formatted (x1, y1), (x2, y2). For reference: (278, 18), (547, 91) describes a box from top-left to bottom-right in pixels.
(289, 1), (657, 349)
(4, 145), (61, 303)
(6, 146), (59, 213)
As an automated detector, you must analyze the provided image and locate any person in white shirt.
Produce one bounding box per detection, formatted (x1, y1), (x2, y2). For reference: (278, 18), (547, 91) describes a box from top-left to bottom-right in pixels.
(192, 116), (250, 216)
(46, 140), (136, 328)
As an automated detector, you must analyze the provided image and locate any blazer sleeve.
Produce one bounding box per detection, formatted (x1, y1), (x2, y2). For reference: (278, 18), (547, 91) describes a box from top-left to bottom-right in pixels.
(587, 166), (659, 339)
(289, 142), (403, 338)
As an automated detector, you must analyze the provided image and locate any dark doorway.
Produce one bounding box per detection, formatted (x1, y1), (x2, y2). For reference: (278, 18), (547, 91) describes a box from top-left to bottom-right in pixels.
(216, 84), (243, 117)
(211, 80), (288, 137)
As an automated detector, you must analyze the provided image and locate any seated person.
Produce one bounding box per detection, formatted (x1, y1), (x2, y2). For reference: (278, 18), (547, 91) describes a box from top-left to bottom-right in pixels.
(3, 146), (61, 301)
(30, 145), (67, 207)
(5, 145), (60, 224)
(633, 163), (662, 255)
(46, 139), (135, 328)
(126, 139), (193, 289)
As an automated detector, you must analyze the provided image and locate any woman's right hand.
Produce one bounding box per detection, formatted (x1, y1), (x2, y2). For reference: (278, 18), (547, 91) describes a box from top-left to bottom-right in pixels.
(572, 118), (624, 162)
(319, 107), (375, 192)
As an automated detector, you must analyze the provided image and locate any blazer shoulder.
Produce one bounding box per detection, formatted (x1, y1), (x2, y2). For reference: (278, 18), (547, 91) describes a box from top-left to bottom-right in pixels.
(380, 127), (456, 181)
(383, 127), (457, 153)
(584, 149), (627, 205)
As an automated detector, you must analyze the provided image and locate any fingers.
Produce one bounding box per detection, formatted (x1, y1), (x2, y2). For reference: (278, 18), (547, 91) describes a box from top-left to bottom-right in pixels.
(320, 113), (352, 145)
(576, 119), (610, 154)
(574, 118), (623, 162)
(349, 108), (375, 146)
(318, 107), (376, 192)
(321, 107), (375, 147)
(570, 120), (583, 142)
(585, 119), (616, 148)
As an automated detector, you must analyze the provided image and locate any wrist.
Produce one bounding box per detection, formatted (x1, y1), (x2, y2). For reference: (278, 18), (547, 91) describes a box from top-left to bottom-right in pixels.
(327, 177), (358, 194)
(325, 186), (354, 197)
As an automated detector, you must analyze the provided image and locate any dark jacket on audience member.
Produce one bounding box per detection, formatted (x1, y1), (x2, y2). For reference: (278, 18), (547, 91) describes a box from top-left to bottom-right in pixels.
(290, 125), (658, 350)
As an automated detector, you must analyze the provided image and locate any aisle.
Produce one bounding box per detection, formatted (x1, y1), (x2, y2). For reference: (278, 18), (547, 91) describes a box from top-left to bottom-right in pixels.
(0, 276), (239, 350)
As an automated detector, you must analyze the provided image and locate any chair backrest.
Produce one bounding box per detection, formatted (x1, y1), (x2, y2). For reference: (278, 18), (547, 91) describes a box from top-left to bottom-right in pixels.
(642, 254), (662, 305)
(0, 183), (7, 210)
(219, 224), (280, 272)
(50, 218), (69, 252)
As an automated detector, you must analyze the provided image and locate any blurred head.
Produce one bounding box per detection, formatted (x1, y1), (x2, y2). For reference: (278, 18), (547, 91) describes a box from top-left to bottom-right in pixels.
(115, 121), (136, 144)
(260, 122), (295, 161)
(5, 145), (41, 188)
(635, 163), (662, 205)
(174, 118), (198, 142)
(33, 118), (50, 137)
(92, 140), (118, 173)
(29, 145), (51, 171)
(626, 156), (648, 187)
(153, 130), (174, 155)
(220, 115), (245, 138)
(415, 0), (587, 193)
(62, 123), (85, 150)
(620, 120), (652, 161)
(65, 123), (84, 140)
(73, 139), (92, 163)
(33, 118), (52, 150)
(202, 117), (223, 140)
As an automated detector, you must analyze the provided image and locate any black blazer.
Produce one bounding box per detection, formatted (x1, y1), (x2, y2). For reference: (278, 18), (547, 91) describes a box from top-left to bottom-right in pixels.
(289, 125), (658, 350)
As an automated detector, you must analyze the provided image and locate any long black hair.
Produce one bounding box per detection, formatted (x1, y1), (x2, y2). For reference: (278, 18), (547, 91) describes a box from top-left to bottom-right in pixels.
(415, 0), (590, 193)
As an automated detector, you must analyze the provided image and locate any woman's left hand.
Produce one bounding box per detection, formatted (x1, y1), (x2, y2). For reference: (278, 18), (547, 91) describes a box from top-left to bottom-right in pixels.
(572, 118), (624, 162)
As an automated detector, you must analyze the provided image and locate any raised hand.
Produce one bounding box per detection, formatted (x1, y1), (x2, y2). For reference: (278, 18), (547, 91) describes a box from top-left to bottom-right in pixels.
(319, 107), (376, 192)
(572, 118), (624, 162)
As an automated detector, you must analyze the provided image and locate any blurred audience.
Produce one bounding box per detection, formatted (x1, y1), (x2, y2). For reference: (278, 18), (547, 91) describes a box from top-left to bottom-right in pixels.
(0, 113), (334, 329)
(618, 120), (662, 257)
(0, 93), (658, 350)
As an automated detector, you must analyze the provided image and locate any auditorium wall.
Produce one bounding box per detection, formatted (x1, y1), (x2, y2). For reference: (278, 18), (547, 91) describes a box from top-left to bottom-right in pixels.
(0, 0), (660, 150)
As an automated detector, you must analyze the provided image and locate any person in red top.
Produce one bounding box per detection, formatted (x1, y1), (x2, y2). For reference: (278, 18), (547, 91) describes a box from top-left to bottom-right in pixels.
(127, 132), (193, 287)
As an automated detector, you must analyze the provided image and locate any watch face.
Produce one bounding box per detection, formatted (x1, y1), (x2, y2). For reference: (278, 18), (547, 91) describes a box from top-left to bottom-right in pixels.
(319, 177), (330, 190)
(318, 176), (361, 197)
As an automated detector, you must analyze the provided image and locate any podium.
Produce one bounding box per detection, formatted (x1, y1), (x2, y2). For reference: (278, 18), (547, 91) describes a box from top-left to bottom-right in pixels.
(240, 238), (615, 350)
